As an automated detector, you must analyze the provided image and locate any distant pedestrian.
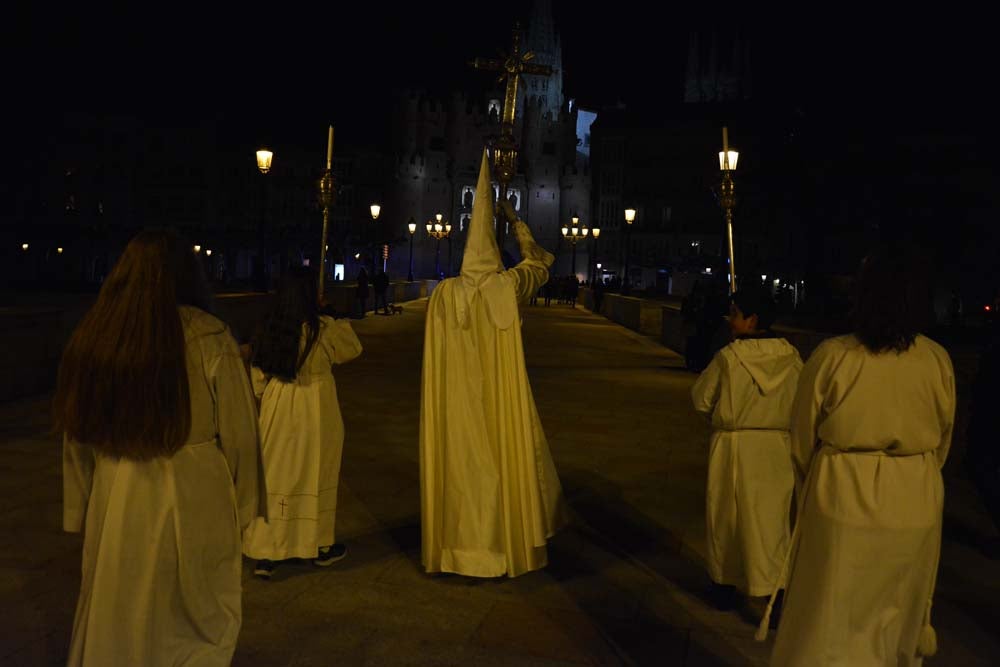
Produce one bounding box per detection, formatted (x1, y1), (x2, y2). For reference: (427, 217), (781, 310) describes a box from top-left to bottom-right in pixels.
(691, 287), (802, 616)
(244, 266), (362, 579)
(592, 278), (605, 313)
(770, 244), (955, 665)
(56, 228), (264, 666)
(374, 269), (391, 315)
(355, 266), (369, 318)
(965, 322), (1000, 558)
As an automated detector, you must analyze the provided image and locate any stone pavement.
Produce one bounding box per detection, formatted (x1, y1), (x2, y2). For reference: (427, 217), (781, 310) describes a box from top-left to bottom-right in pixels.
(1, 300), (998, 666)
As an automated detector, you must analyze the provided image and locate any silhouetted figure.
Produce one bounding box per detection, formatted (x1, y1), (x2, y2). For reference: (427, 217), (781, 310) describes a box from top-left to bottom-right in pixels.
(592, 279), (605, 313)
(965, 324), (1000, 558)
(374, 270), (390, 315)
(355, 267), (369, 318)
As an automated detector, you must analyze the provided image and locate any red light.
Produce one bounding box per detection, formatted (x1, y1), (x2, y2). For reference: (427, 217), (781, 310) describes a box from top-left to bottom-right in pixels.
(987, 305), (993, 312)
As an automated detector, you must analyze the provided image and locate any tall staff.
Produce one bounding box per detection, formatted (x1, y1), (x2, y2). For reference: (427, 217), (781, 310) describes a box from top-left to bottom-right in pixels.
(317, 126), (336, 300)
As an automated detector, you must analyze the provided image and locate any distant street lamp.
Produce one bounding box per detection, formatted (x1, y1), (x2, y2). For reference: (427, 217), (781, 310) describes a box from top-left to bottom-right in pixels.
(589, 226), (601, 284)
(407, 218), (417, 282)
(426, 213), (452, 279)
(370, 204), (381, 279)
(623, 208), (636, 294)
(717, 126), (739, 294)
(560, 216), (588, 279)
(254, 147), (273, 292)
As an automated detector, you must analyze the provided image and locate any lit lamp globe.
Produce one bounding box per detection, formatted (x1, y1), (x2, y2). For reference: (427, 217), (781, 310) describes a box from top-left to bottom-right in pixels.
(408, 221), (417, 234)
(370, 204), (381, 220)
(592, 227), (601, 239)
(256, 149), (273, 174)
(718, 150), (739, 171)
(624, 208), (636, 224)
(445, 222), (452, 234)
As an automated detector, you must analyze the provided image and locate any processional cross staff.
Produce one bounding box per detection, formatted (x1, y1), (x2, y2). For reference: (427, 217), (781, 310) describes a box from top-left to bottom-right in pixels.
(470, 22), (552, 250)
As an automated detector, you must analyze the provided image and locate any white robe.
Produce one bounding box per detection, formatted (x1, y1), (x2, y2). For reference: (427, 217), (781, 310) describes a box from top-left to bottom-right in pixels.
(691, 336), (802, 596)
(772, 334), (955, 667)
(419, 222), (567, 578)
(63, 306), (264, 667)
(243, 316), (362, 560)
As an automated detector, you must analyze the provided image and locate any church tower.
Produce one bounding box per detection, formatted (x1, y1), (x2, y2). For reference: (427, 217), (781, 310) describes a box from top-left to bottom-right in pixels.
(684, 28), (752, 103)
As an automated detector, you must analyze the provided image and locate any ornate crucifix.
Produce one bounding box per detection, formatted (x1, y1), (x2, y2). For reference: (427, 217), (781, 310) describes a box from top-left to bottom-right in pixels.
(470, 22), (552, 249)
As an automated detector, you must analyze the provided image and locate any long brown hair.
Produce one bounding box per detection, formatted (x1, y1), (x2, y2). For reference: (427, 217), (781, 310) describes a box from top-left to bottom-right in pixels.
(53, 229), (212, 460)
(851, 242), (933, 354)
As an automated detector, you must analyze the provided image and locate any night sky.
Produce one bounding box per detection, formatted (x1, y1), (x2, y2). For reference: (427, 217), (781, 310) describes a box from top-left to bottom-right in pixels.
(12, 3), (990, 148)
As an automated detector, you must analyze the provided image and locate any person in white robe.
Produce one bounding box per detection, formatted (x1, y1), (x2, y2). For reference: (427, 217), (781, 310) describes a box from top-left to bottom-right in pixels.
(243, 267), (362, 577)
(61, 229), (264, 667)
(691, 288), (802, 605)
(420, 149), (567, 578)
(770, 248), (955, 666)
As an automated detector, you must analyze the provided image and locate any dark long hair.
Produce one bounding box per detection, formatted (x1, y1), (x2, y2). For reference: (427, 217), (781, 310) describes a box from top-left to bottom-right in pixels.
(851, 242), (933, 354)
(253, 266), (320, 382)
(53, 228), (211, 459)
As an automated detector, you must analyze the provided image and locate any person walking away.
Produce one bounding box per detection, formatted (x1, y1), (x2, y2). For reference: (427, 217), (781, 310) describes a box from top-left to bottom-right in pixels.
(964, 320), (1000, 558)
(420, 151), (567, 578)
(243, 266), (362, 579)
(56, 229), (264, 666)
(374, 269), (391, 315)
(770, 244), (955, 665)
(355, 266), (369, 318)
(691, 287), (802, 617)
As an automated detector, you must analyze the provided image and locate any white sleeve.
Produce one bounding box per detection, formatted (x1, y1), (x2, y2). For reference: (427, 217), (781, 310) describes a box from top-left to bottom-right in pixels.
(508, 220), (554, 302)
(211, 332), (267, 528)
(63, 436), (95, 533)
(691, 352), (723, 418)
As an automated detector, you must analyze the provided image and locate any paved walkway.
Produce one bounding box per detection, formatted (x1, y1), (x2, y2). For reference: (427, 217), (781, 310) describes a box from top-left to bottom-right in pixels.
(1, 300), (998, 665)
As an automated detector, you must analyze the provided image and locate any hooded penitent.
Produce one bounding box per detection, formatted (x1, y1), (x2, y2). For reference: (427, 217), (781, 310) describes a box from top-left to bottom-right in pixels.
(419, 149), (566, 578)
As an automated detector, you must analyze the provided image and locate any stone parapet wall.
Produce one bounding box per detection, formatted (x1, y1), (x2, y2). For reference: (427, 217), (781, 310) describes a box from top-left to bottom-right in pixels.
(578, 287), (835, 362)
(0, 280), (438, 403)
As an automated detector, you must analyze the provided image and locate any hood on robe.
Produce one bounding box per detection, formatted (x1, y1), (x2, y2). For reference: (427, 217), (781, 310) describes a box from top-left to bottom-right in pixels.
(729, 337), (801, 396)
(452, 149), (517, 330)
(461, 150), (504, 281)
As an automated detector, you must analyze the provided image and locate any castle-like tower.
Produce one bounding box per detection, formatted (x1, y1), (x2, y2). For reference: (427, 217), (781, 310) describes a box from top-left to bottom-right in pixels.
(387, 0), (591, 280)
(684, 28), (752, 103)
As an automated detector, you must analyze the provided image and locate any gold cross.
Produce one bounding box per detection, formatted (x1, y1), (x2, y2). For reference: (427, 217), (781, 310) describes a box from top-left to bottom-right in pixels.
(470, 22), (553, 130)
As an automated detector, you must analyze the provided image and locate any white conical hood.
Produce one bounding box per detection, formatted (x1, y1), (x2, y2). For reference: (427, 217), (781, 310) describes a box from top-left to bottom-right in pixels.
(461, 149), (503, 282)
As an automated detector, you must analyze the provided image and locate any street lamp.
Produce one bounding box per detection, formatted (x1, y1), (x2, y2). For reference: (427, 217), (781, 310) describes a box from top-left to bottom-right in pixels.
(407, 218), (417, 282)
(426, 213), (452, 279)
(718, 127), (739, 294)
(589, 226), (601, 284)
(623, 208), (636, 294)
(370, 204), (381, 279)
(254, 147), (273, 292)
(560, 216), (588, 279)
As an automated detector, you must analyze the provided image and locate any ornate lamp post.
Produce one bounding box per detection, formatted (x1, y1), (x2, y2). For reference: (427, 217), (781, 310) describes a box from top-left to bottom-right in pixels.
(369, 203), (381, 279)
(589, 226), (601, 284)
(623, 208), (636, 295)
(560, 216), (588, 279)
(426, 213), (452, 279)
(318, 126), (337, 300)
(718, 128), (739, 294)
(255, 148), (273, 292)
(407, 217), (417, 282)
